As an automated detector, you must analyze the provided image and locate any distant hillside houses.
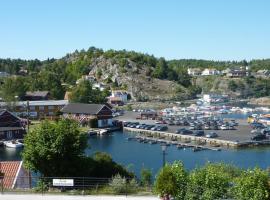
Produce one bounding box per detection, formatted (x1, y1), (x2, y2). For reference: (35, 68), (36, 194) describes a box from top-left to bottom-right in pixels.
(76, 75), (96, 85)
(225, 66), (250, 78)
(108, 90), (129, 106)
(187, 68), (202, 76)
(0, 71), (10, 78)
(255, 69), (270, 78)
(187, 66), (251, 78)
(201, 68), (221, 76)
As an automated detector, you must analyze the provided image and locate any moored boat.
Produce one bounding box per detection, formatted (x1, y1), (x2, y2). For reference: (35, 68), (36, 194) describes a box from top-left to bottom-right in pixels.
(4, 140), (24, 148)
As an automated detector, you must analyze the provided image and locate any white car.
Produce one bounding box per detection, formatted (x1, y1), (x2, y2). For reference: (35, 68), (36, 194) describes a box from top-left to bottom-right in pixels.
(220, 125), (229, 130)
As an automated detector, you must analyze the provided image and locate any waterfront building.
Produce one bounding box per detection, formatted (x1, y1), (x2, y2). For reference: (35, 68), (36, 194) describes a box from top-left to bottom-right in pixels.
(0, 100), (68, 119)
(0, 110), (25, 140)
(61, 103), (113, 128)
(0, 161), (31, 189)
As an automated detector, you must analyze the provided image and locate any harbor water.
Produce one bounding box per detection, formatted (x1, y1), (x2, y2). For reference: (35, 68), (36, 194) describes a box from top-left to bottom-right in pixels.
(1, 131), (270, 177)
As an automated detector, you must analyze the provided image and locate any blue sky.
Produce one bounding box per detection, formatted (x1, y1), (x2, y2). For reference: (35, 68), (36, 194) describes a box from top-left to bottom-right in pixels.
(0, 0), (270, 61)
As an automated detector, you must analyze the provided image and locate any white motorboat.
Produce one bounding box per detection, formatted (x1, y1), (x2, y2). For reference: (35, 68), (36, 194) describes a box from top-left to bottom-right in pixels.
(4, 140), (24, 148)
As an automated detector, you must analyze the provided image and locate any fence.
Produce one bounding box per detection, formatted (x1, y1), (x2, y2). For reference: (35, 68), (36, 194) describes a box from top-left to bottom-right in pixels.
(0, 175), (151, 195)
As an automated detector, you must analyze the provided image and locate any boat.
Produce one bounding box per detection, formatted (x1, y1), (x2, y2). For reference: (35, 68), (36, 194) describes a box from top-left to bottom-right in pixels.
(4, 140), (24, 148)
(193, 147), (202, 152)
(98, 129), (108, 135)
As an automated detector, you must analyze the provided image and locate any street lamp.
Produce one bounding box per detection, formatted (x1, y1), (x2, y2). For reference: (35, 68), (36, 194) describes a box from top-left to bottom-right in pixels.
(161, 144), (167, 167)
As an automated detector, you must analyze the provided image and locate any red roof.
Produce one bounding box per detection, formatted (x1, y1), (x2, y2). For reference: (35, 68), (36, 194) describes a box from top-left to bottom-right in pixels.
(0, 161), (22, 189)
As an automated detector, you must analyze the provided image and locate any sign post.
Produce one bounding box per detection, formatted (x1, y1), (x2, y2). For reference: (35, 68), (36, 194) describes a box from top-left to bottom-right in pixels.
(53, 179), (74, 187)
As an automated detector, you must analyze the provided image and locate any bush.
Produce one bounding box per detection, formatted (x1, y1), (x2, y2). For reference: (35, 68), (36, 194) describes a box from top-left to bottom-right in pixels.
(233, 167), (270, 200)
(109, 174), (138, 194)
(141, 167), (152, 187)
(109, 174), (127, 194)
(186, 163), (234, 200)
(154, 162), (187, 199)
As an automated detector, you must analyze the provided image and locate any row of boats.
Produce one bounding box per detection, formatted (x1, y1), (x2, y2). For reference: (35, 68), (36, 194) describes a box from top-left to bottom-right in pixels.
(127, 136), (221, 152)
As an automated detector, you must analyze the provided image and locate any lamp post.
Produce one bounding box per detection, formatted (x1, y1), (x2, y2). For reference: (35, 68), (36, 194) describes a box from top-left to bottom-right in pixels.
(161, 144), (167, 167)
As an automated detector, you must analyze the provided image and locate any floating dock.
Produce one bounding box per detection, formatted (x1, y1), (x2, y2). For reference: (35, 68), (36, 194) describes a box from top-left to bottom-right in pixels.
(123, 127), (270, 149)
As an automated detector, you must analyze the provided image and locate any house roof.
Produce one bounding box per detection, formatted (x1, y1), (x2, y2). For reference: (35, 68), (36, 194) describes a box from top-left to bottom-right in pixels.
(25, 91), (49, 97)
(0, 161), (22, 189)
(0, 100), (68, 107)
(61, 103), (111, 115)
(0, 127), (24, 131)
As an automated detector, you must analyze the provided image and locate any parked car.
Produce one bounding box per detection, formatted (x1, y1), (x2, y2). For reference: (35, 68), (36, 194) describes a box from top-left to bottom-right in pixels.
(175, 128), (186, 134)
(206, 132), (218, 138)
(180, 129), (193, 135)
(204, 125), (210, 130)
(261, 127), (270, 134)
(194, 130), (204, 136)
(220, 125), (229, 130)
(158, 126), (167, 131)
(250, 122), (265, 129)
(251, 134), (266, 141)
(151, 126), (159, 131)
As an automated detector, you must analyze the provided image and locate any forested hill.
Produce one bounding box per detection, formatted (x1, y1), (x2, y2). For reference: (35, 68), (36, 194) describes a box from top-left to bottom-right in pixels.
(0, 47), (270, 101)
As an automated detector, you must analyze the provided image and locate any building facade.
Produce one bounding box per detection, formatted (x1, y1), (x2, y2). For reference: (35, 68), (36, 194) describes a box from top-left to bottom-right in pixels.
(0, 110), (25, 140)
(61, 103), (113, 128)
(0, 100), (68, 119)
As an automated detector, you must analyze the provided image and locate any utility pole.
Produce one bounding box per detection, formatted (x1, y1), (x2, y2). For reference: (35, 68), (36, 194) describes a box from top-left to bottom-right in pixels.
(27, 100), (30, 132)
(161, 145), (167, 167)
(26, 100), (31, 188)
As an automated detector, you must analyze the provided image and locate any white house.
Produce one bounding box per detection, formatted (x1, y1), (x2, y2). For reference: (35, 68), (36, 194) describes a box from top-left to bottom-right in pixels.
(202, 94), (228, 103)
(111, 90), (128, 103)
(93, 83), (106, 91)
(187, 68), (202, 76)
(201, 68), (221, 76)
(76, 75), (96, 85)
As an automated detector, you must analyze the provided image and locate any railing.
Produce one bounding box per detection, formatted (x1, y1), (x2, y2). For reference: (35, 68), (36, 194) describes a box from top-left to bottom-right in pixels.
(0, 176), (152, 196)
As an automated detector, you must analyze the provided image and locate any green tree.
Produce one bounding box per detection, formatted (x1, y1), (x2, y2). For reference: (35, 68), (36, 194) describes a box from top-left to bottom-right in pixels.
(153, 58), (168, 79)
(171, 161), (188, 200)
(22, 119), (88, 177)
(228, 80), (238, 92)
(186, 163), (233, 200)
(1, 76), (29, 101)
(140, 167), (152, 187)
(233, 167), (270, 200)
(154, 162), (188, 200)
(69, 80), (108, 104)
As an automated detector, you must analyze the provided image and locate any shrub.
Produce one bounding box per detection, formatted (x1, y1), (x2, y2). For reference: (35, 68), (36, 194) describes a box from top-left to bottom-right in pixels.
(233, 167), (270, 200)
(109, 174), (127, 194)
(140, 167), (152, 187)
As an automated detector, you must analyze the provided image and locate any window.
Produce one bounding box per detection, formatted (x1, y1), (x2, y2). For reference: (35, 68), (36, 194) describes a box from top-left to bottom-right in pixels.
(48, 105), (55, 110)
(39, 106), (45, 110)
(6, 131), (13, 139)
(49, 112), (54, 116)
(30, 106), (36, 111)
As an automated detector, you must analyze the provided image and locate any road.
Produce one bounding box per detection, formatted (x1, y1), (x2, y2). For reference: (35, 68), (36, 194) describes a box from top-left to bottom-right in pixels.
(0, 194), (158, 200)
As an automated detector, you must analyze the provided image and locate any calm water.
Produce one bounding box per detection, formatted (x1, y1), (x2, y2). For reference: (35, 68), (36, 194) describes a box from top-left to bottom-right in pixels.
(1, 131), (270, 177)
(86, 131), (270, 176)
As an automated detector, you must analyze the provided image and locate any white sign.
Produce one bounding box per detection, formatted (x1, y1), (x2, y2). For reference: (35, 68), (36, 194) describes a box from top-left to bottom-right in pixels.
(53, 179), (74, 187)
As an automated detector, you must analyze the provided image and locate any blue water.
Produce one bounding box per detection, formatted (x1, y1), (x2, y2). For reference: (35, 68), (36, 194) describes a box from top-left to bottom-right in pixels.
(1, 131), (270, 177)
(86, 131), (270, 177)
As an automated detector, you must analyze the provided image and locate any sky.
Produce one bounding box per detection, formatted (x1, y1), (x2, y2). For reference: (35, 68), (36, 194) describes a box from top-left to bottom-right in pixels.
(0, 0), (270, 61)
